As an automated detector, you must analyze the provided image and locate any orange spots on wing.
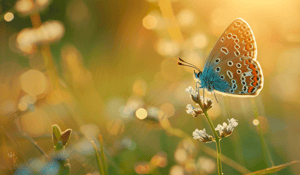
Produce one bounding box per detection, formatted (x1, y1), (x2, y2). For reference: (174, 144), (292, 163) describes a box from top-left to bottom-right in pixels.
(248, 86), (254, 93)
(245, 59), (260, 91)
(252, 76), (258, 86)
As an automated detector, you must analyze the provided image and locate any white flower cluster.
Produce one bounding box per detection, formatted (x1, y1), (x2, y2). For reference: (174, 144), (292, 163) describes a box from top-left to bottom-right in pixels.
(186, 104), (202, 117)
(215, 118), (238, 138)
(185, 86), (200, 103)
(192, 128), (214, 143)
(193, 118), (238, 143)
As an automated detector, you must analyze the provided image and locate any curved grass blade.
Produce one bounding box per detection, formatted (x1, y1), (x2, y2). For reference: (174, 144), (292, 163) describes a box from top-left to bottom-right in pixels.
(245, 161), (299, 175)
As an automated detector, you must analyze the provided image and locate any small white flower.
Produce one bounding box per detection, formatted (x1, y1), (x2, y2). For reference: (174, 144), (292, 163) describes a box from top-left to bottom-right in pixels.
(186, 104), (202, 117)
(228, 118), (238, 128)
(185, 86), (200, 103)
(193, 128), (214, 143)
(186, 104), (194, 114)
(215, 118), (238, 138)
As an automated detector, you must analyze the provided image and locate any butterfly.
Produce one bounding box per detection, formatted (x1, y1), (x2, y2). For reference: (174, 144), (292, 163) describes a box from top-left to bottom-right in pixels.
(178, 18), (263, 99)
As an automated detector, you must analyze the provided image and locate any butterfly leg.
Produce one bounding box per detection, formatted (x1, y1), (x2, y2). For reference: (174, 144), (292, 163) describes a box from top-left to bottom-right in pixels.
(203, 88), (205, 104)
(213, 91), (219, 103)
(195, 81), (202, 95)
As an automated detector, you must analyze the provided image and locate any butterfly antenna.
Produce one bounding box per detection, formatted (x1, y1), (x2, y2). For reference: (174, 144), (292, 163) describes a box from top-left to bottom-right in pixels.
(178, 58), (202, 73)
(203, 88), (205, 103)
(213, 91), (219, 103)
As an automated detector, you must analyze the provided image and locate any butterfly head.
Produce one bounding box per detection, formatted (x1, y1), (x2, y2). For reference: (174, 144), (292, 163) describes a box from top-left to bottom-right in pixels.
(193, 70), (202, 81)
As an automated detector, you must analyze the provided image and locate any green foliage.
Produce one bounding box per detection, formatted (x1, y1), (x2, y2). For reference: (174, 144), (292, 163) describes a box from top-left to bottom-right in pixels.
(52, 124), (72, 175)
(245, 161), (299, 175)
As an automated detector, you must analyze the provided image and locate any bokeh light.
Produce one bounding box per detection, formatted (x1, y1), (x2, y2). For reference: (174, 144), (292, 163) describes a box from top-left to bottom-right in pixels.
(16, 21), (64, 54)
(196, 157), (216, 174)
(156, 39), (180, 57)
(20, 69), (48, 96)
(170, 165), (184, 175)
(150, 152), (167, 167)
(2, 0), (300, 174)
(174, 148), (187, 164)
(160, 103), (175, 117)
(20, 109), (48, 136)
(134, 162), (150, 174)
(185, 159), (196, 173)
(143, 14), (158, 30)
(4, 12), (14, 22)
(253, 119), (259, 126)
(135, 108), (148, 120)
(15, 0), (50, 16)
(191, 33), (208, 49)
(177, 9), (196, 27)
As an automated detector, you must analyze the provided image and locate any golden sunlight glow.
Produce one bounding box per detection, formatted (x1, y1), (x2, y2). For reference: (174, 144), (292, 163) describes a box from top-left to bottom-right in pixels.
(270, 74), (298, 102)
(150, 152), (167, 167)
(132, 79), (147, 96)
(67, 0), (90, 24)
(80, 124), (99, 138)
(4, 12), (14, 22)
(143, 15), (157, 30)
(177, 9), (195, 27)
(0, 100), (16, 115)
(21, 94), (37, 104)
(15, 0), (34, 15)
(15, 0), (50, 15)
(161, 58), (183, 81)
(20, 69), (48, 96)
(136, 108), (148, 120)
(192, 33), (208, 49)
(16, 28), (37, 54)
(36, 0), (49, 7)
(160, 103), (175, 117)
(185, 159), (196, 173)
(16, 21), (64, 54)
(46, 90), (72, 105)
(39, 21), (65, 43)
(134, 162), (150, 174)
(170, 165), (184, 175)
(21, 109), (47, 136)
(107, 118), (124, 135)
(156, 39), (180, 57)
(197, 157), (216, 173)
(174, 148), (187, 163)
(181, 50), (203, 73)
(18, 102), (28, 111)
(253, 119), (259, 126)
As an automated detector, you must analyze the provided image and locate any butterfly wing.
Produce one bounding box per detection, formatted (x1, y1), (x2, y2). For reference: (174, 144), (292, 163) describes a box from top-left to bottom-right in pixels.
(203, 18), (263, 96)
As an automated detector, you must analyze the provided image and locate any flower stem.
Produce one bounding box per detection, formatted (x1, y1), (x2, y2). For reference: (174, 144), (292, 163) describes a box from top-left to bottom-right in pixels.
(251, 98), (274, 167)
(199, 101), (222, 175)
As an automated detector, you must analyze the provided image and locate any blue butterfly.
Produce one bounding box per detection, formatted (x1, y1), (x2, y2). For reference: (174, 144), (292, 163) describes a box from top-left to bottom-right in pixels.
(179, 18), (264, 100)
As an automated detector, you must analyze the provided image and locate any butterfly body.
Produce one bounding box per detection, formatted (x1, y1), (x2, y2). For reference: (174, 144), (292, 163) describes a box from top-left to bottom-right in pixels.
(196, 66), (229, 93)
(183, 18), (264, 97)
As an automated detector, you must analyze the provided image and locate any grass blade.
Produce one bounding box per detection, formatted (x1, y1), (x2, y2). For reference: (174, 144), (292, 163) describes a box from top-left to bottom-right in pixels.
(245, 161), (299, 175)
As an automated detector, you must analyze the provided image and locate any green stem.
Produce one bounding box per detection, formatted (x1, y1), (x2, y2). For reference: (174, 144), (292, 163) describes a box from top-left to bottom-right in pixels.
(163, 124), (251, 174)
(99, 135), (108, 175)
(251, 99), (274, 167)
(199, 101), (222, 175)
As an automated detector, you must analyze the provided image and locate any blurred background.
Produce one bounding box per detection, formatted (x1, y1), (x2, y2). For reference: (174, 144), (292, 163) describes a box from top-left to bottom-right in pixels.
(0, 0), (300, 174)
